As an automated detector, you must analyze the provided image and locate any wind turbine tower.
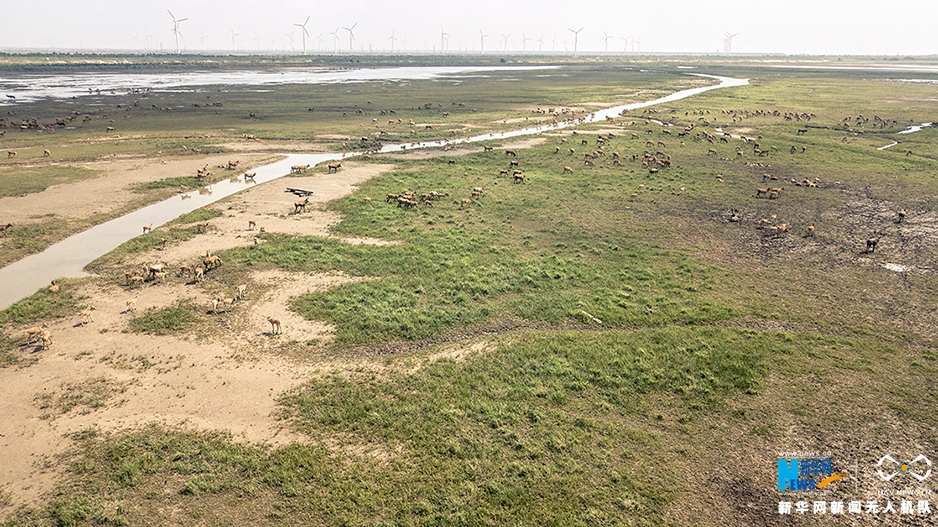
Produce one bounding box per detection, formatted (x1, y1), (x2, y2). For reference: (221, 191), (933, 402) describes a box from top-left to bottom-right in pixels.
(603, 31), (613, 53)
(568, 27), (584, 55)
(168, 11), (187, 54)
(723, 32), (738, 54)
(501, 33), (511, 52)
(342, 23), (358, 53)
(479, 30), (488, 54)
(294, 17), (310, 54)
(440, 27), (449, 54)
(230, 28), (239, 51)
(389, 31), (398, 52)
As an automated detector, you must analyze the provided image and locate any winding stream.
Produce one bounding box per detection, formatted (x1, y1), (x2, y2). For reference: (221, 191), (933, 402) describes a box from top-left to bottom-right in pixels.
(0, 72), (747, 309)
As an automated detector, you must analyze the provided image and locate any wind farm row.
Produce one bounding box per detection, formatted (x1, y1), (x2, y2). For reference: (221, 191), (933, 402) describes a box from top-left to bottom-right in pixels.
(43, 11), (697, 56)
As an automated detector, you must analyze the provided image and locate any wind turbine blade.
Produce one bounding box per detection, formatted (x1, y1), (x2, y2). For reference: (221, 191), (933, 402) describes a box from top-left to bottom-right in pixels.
(167, 10), (175, 20)
(351, 22), (357, 30)
(179, 18), (188, 22)
(303, 27), (310, 37)
(304, 16), (310, 26)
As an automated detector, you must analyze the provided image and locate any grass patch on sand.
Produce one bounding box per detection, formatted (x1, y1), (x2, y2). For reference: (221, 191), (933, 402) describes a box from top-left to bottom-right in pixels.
(127, 300), (204, 335)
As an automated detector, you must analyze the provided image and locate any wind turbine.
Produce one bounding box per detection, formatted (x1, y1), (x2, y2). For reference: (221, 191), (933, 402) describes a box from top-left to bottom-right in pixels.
(568, 27), (584, 55)
(621, 35), (632, 52)
(479, 30), (488, 54)
(551, 37), (558, 52)
(723, 32), (738, 54)
(342, 22), (357, 53)
(145, 28), (152, 51)
(200, 31), (208, 51)
(440, 26), (449, 54)
(522, 34), (530, 52)
(168, 10), (187, 54)
(603, 31), (614, 53)
(633, 38), (642, 52)
(286, 32), (295, 53)
(316, 33), (325, 52)
(389, 31), (398, 53)
(537, 36), (544, 52)
(294, 17), (310, 55)
(230, 28), (239, 51)
(330, 28), (340, 54)
(501, 33), (511, 52)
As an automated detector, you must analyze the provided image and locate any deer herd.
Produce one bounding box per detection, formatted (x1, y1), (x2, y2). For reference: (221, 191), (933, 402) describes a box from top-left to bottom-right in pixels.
(10, 100), (918, 354)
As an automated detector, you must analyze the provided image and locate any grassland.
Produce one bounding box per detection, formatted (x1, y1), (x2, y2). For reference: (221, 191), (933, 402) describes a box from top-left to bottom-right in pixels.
(2, 56), (938, 526)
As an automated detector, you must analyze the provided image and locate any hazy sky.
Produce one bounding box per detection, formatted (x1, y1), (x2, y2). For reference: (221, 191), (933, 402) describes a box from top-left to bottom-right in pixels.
(2, 0), (935, 56)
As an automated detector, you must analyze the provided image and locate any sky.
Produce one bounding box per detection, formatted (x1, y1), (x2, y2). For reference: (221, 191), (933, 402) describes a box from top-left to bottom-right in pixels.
(1, 0), (935, 56)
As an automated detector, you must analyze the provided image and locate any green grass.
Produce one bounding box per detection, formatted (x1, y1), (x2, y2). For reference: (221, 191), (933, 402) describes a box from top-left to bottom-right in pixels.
(127, 300), (204, 335)
(0, 165), (100, 198)
(0, 281), (80, 325)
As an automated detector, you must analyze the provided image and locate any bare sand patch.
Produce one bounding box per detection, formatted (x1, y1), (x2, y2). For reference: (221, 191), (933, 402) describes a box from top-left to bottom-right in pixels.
(0, 162), (403, 515)
(0, 154), (278, 225)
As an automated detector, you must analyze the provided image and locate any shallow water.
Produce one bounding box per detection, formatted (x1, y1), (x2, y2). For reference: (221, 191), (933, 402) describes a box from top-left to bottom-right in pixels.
(0, 73), (747, 309)
(0, 65), (553, 104)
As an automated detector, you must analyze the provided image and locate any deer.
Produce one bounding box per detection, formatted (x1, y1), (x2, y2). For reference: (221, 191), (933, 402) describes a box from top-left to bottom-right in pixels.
(0, 223), (12, 236)
(125, 295), (139, 313)
(196, 222), (209, 234)
(79, 306), (96, 326)
(248, 220), (256, 231)
(25, 324), (48, 344)
(48, 280), (59, 293)
(267, 316), (282, 335)
(328, 162), (342, 173)
(294, 197), (310, 213)
(142, 224), (153, 234)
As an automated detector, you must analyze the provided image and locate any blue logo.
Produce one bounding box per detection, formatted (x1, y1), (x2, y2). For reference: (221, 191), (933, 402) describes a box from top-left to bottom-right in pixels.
(778, 458), (843, 491)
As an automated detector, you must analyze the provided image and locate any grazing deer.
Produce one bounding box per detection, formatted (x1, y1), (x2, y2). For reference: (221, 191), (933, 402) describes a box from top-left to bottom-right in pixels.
(142, 224), (153, 234)
(327, 162), (342, 173)
(48, 280), (59, 293)
(0, 223), (12, 236)
(125, 295), (139, 312)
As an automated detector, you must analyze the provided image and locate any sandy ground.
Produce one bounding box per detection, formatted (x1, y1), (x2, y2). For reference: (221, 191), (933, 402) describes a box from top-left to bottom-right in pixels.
(0, 159), (404, 516)
(0, 154), (278, 225)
